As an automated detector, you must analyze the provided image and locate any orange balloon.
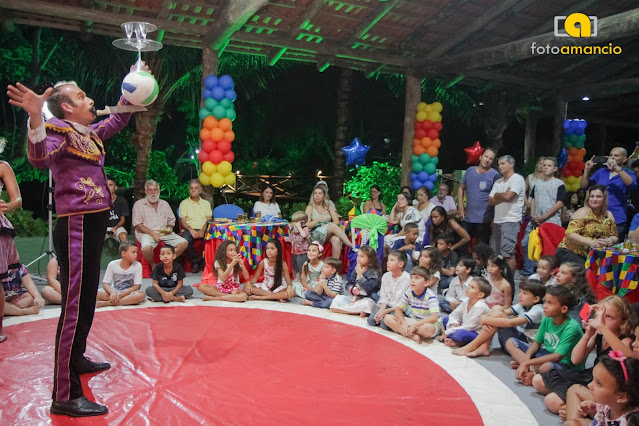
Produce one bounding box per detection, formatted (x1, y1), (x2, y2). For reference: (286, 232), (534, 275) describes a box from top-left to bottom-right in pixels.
(218, 118), (232, 132)
(414, 145), (425, 155)
(224, 130), (235, 142)
(568, 147), (579, 156)
(210, 128), (224, 142)
(426, 146), (438, 157)
(413, 138), (421, 147)
(579, 148), (587, 156)
(199, 128), (210, 141)
(432, 138), (441, 148)
(420, 137), (432, 149)
(203, 116), (218, 130)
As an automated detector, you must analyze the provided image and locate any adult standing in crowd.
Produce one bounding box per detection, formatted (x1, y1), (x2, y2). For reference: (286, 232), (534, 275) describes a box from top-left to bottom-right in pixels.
(524, 157), (544, 213)
(488, 155), (525, 274)
(253, 184), (281, 218)
(458, 147), (499, 245)
(556, 184), (617, 265)
(581, 147), (636, 240)
(179, 179), (212, 273)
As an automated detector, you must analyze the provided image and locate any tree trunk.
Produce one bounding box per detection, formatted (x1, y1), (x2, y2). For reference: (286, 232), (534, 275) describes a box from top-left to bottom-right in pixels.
(131, 102), (162, 200)
(552, 96), (567, 157)
(332, 67), (352, 201)
(523, 111), (538, 163)
(401, 74), (420, 187)
(483, 90), (509, 151)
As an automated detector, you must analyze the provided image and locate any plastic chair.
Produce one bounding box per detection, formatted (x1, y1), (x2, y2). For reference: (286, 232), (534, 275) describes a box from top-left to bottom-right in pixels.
(213, 204), (244, 220)
(346, 214), (388, 277)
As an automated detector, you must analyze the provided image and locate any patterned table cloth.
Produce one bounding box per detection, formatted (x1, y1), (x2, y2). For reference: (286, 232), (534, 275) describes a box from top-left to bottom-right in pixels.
(585, 247), (639, 297)
(205, 219), (290, 267)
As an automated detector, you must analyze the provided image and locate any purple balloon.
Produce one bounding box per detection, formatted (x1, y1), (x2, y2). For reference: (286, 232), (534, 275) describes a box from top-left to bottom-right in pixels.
(212, 86), (226, 101)
(225, 90), (237, 102)
(219, 75), (234, 90)
(202, 89), (212, 99)
(412, 180), (423, 191)
(204, 75), (218, 90)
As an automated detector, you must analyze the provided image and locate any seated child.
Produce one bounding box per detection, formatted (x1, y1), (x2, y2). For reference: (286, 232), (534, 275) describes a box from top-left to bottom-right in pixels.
(436, 233), (458, 291)
(384, 266), (441, 344)
(440, 257), (476, 313)
(485, 254), (512, 309)
(471, 243), (493, 278)
(511, 285), (584, 386)
(245, 239), (294, 302)
(2, 264), (46, 315)
(330, 246), (381, 316)
(288, 210), (309, 281)
(303, 257), (343, 308)
(441, 277), (492, 348)
(199, 240), (249, 302)
(528, 255), (557, 286)
(418, 247), (442, 293)
(368, 251), (410, 329)
(41, 257), (62, 305)
(555, 262), (596, 323)
(97, 241), (145, 308)
(451, 279), (546, 357)
(391, 222), (422, 271)
(146, 244), (193, 303)
(292, 241), (324, 298)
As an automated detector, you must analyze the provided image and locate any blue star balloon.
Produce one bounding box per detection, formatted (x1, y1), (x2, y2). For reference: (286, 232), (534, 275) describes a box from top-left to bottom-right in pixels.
(342, 137), (370, 167)
(557, 147), (568, 169)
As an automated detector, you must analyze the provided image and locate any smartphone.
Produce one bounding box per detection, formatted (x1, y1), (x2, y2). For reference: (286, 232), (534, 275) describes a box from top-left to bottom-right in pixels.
(593, 156), (608, 165)
(579, 303), (591, 322)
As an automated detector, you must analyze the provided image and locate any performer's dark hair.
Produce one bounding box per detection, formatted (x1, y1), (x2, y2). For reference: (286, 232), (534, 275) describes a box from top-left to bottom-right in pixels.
(47, 85), (76, 119)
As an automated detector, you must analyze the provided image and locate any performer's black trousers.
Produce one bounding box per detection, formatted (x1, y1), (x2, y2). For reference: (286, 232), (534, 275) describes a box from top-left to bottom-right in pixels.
(52, 211), (108, 401)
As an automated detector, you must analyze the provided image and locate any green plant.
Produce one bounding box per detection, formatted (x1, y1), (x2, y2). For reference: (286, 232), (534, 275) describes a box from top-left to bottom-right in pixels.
(4, 208), (48, 236)
(343, 161), (401, 205)
(280, 201), (308, 221)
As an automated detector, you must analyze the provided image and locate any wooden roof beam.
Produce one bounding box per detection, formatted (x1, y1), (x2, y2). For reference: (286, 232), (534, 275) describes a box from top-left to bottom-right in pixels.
(291, 0), (327, 31)
(316, 56), (331, 72)
(427, 0), (532, 59)
(203, 0), (268, 51)
(463, 70), (554, 90)
(560, 77), (639, 100)
(438, 8), (639, 70)
(157, 0), (175, 20)
(523, 0), (598, 37)
(400, 0), (471, 50)
(345, 0), (399, 46)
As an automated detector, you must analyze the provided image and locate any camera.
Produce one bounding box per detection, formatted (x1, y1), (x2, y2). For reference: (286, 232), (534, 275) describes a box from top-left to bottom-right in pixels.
(593, 156), (608, 165)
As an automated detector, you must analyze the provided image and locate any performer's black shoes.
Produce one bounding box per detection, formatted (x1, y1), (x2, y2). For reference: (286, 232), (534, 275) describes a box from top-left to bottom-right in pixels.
(50, 396), (108, 417)
(77, 359), (111, 374)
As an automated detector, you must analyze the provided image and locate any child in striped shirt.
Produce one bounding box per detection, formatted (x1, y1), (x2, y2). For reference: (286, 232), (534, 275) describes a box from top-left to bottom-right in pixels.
(384, 266), (441, 344)
(303, 257), (343, 309)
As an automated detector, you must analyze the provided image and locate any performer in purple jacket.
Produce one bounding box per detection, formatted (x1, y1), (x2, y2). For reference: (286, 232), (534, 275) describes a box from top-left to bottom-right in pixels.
(7, 67), (148, 417)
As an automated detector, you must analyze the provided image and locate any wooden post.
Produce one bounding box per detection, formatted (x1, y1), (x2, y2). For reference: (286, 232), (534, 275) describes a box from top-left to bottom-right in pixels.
(524, 111), (538, 164)
(552, 97), (567, 157)
(402, 75), (420, 187)
(332, 68), (352, 201)
(201, 46), (219, 204)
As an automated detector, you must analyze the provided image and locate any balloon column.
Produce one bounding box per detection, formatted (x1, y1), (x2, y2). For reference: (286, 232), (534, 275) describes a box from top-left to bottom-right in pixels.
(561, 119), (587, 192)
(409, 102), (443, 191)
(198, 75), (237, 188)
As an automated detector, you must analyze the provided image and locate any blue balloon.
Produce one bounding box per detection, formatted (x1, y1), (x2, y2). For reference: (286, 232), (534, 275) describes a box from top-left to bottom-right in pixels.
(409, 172), (417, 180)
(219, 75), (234, 90)
(225, 90), (237, 102)
(425, 181), (434, 190)
(204, 75), (218, 90)
(577, 120), (587, 129)
(428, 173), (438, 182)
(563, 120), (571, 129)
(202, 89), (212, 99)
(564, 127), (574, 135)
(557, 147), (568, 169)
(212, 86), (226, 101)
(417, 171), (429, 182)
(412, 180), (423, 191)
(574, 128), (585, 136)
(341, 137), (370, 167)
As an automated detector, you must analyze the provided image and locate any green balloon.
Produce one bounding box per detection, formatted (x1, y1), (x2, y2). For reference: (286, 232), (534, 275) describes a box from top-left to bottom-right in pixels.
(220, 98), (232, 108)
(212, 105), (226, 119)
(431, 156), (439, 166)
(198, 108), (212, 120)
(226, 109), (237, 121)
(412, 162), (424, 173)
(411, 155), (418, 163)
(569, 134), (578, 143)
(419, 153), (431, 164)
(564, 141), (573, 148)
(205, 98), (217, 111)
(424, 163), (436, 174)
(578, 134), (586, 143)
(575, 140), (585, 149)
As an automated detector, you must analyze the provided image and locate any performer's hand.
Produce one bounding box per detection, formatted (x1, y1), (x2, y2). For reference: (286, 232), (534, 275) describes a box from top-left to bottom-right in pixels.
(7, 83), (53, 122)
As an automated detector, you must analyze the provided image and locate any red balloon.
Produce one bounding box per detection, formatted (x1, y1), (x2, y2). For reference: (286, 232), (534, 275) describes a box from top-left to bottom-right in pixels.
(421, 120), (433, 131)
(579, 162), (586, 170)
(202, 139), (216, 153)
(427, 129), (439, 140)
(209, 150), (223, 164)
(415, 128), (427, 139)
(561, 167), (571, 177)
(413, 121), (421, 131)
(223, 151), (235, 163)
(217, 140), (231, 154)
(572, 170), (581, 177)
(433, 122), (443, 131)
(464, 141), (483, 165)
(198, 150), (209, 163)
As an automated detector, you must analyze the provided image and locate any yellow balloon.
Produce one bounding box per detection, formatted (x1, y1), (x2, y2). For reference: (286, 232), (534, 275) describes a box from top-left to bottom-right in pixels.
(416, 111), (427, 122)
(417, 102), (428, 112)
(224, 173), (236, 186)
(431, 102), (443, 113)
(199, 172), (211, 186)
(427, 111), (441, 122)
(424, 105), (433, 113)
(217, 160), (232, 176)
(210, 172), (225, 187)
(202, 161), (216, 176)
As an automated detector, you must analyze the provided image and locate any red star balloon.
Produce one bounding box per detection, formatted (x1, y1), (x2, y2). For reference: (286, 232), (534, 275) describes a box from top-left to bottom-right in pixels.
(464, 141), (484, 165)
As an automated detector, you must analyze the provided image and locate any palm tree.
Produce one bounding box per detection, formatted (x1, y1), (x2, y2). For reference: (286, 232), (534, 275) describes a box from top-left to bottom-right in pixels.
(332, 68), (352, 200)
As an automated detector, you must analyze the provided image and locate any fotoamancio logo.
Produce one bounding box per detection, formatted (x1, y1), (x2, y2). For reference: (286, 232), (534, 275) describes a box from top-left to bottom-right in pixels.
(554, 13), (597, 37)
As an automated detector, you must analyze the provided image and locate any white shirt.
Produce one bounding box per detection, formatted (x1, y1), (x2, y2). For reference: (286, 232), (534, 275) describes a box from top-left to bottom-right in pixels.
(489, 173), (525, 223)
(445, 298), (490, 335)
(253, 201), (281, 217)
(529, 273), (557, 287)
(445, 275), (473, 303)
(378, 271), (411, 307)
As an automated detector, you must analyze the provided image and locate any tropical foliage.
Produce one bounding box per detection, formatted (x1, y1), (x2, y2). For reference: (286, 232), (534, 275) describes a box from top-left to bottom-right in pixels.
(344, 161), (402, 207)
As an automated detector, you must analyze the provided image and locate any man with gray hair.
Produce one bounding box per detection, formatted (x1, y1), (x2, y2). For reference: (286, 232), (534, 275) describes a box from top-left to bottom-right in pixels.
(178, 179), (212, 273)
(488, 155), (525, 274)
(132, 180), (188, 268)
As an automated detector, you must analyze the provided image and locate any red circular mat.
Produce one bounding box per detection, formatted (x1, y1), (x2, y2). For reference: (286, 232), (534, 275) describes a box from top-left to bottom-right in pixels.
(0, 306), (482, 424)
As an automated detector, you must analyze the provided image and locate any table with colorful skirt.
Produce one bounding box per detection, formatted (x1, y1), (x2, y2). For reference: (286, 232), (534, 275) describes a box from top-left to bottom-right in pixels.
(585, 247), (639, 303)
(200, 219), (292, 285)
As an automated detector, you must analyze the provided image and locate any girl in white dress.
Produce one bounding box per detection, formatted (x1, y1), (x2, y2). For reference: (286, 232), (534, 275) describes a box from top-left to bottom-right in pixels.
(245, 239), (294, 302)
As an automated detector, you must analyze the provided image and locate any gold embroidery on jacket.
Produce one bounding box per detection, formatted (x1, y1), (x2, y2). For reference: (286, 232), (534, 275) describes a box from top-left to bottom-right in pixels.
(75, 177), (104, 204)
(66, 132), (104, 162)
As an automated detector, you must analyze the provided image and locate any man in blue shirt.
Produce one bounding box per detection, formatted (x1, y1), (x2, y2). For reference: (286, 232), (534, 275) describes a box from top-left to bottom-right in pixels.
(581, 147), (636, 240)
